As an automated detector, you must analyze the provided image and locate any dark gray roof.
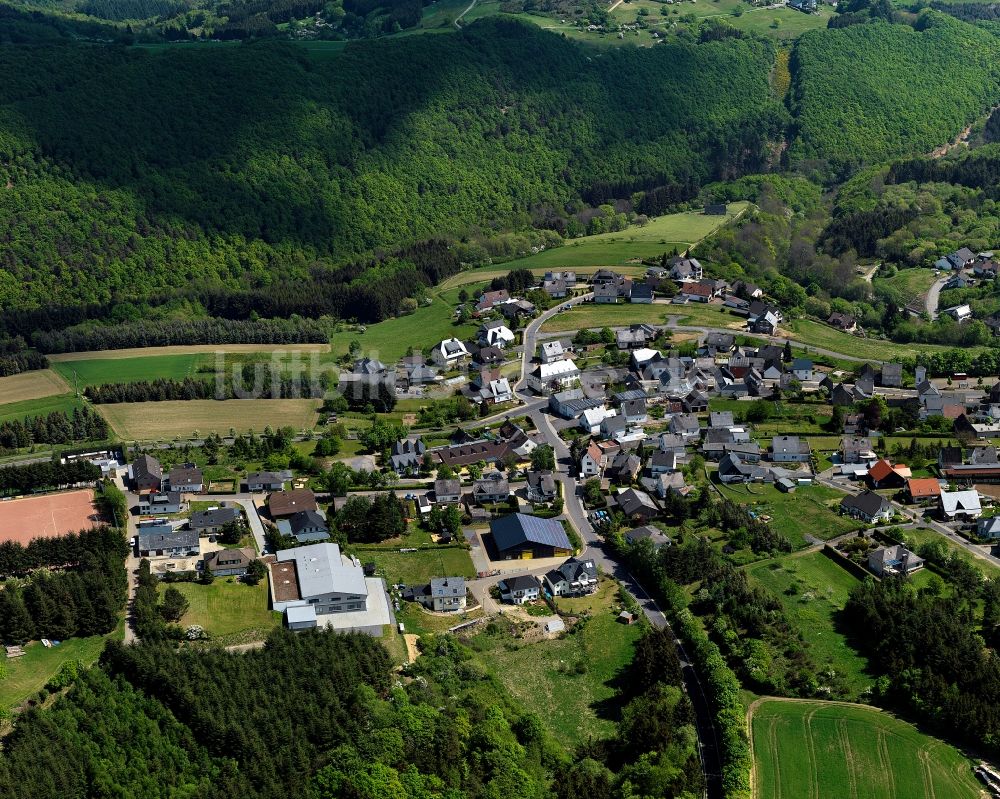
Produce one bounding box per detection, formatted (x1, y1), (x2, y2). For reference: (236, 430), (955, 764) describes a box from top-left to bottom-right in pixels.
(287, 510), (329, 534)
(137, 527), (199, 551)
(133, 453), (162, 481)
(503, 574), (541, 592)
(190, 507), (241, 529)
(840, 490), (890, 517)
(491, 513), (571, 552)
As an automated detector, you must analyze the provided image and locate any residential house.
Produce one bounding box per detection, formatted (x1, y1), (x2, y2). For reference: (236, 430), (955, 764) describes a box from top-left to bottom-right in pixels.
(791, 359), (814, 382)
(648, 451), (679, 475)
(472, 474), (510, 505)
(540, 341), (567, 363)
(940, 489), (982, 520)
(970, 446), (1000, 465)
(545, 270), (577, 288)
(827, 312), (856, 332)
(472, 345), (505, 368)
(479, 320), (515, 349)
(246, 471), (284, 492)
(404, 577), (467, 612)
(527, 360), (580, 394)
(269, 489), (317, 519)
(431, 439), (512, 469)
(131, 454), (163, 491)
(840, 490), (892, 524)
(869, 544), (925, 577)
(867, 459), (910, 489)
(629, 282), (654, 303)
(137, 522), (200, 560)
(490, 513), (572, 559)
(432, 338), (470, 368)
(978, 518), (1000, 540)
(544, 557), (598, 597)
(138, 491), (186, 515)
(750, 310), (780, 335)
(606, 451), (642, 484)
(190, 506), (241, 536)
(732, 280), (763, 299)
(718, 452), (772, 484)
(526, 470), (557, 503)
(620, 397), (648, 425)
(614, 487), (659, 522)
(617, 329), (647, 350)
(709, 411), (735, 429)
(938, 446), (964, 470)
(624, 525), (672, 549)
(668, 257), (702, 282)
(658, 433), (687, 456)
(942, 304), (973, 323)
(594, 282), (623, 304)
(550, 389), (603, 420)
(955, 414), (1000, 440)
(542, 278), (568, 298)
(277, 510), (330, 543)
(841, 437), (876, 464)
(203, 547), (255, 577)
(831, 384), (855, 407)
(390, 438), (426, 474)
(904, 478), (942, 504)
(434, 479), (462, 504)
(669, 414), (701, 441)
(167, 464), (203, 493)
(499, 574), (541, 605)
(701, 332), (735, 356)
(771, 435), (811, 463)
(681, 282), (713, 303)
(879, 363), (903, 388)
(475, 289), (510, 313)
(946, 247), (976, 270)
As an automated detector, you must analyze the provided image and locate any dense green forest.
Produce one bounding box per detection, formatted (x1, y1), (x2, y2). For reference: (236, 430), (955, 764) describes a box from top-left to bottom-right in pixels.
(0, 21), (785, 334)
(789, 13), (1000, 175)
(0, 625), (702, 799)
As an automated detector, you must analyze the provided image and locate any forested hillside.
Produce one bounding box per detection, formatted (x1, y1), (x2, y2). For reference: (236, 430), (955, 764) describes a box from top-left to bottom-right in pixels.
(788, 13), (1000, 174)
(0, 20), (784, 333)
(0, 626), (701, 799)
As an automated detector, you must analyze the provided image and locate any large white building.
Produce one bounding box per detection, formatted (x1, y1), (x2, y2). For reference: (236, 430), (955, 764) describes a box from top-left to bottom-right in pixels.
(269, 543), (392, 635)
(527, 359), (580, 394)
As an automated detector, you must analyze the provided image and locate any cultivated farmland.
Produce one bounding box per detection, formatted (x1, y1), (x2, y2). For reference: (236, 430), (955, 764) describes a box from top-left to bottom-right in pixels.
(46, 343), (330, 361)
(96, 399), (321, 439)
(0, 369), (71, 405)
(751, 698), (980, 799)
(51, 354), (204, 388)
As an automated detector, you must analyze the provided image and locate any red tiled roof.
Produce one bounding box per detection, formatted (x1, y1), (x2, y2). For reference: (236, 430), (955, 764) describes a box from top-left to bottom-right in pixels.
(907, 478), (941, 499)
(867, 459), (895, 482)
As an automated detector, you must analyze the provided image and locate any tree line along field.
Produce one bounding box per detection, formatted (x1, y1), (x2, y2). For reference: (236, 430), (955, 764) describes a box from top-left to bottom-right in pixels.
(750, 698), (981, 799)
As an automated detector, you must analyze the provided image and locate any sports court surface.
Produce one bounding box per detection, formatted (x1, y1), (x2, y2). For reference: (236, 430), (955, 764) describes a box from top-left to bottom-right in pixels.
(0, 489), (101, 544)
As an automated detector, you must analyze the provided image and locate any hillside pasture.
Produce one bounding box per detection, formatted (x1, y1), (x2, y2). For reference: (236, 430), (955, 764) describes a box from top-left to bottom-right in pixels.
(51, 354), (205, 388)
(751, 698), (980, 799)
(97, 399), (321, 439)
(0, 394), (84, 425)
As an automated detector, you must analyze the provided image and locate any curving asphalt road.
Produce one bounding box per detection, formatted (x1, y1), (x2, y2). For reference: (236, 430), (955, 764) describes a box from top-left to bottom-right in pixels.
(925, 274), (948, 321)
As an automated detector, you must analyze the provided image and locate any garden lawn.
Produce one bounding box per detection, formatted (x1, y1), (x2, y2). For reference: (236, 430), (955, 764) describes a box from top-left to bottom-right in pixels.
(157, 579), (278, 639)
(747, 551), (874, 698)
(358, 546), (475, 586)
(716, 481), (861, 548)
(51, 354), (206, 388)
(751, 698), (980, 799)
(0, 623), (123, 710)
(396, 601), (484, 636)
(540, 303), (674, 333)
(475, 610), (643, 749)
(872, 267), (937, 304)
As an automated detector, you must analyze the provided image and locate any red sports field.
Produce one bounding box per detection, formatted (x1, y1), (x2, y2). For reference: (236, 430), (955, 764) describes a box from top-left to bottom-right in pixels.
(0, 489), (101, 544)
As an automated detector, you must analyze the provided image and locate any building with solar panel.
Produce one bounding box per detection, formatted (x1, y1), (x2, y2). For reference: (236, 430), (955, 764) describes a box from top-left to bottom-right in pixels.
(490, 513), (573, 560)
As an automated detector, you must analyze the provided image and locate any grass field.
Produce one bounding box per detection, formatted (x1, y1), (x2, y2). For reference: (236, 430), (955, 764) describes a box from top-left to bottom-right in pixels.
(396, 601), (484, 635)
(97, 399), (321, 439)
(748, 551), (874, 697)
(751, 698), (981, 799)
(157, 579), (279, 639)
(872, 267), (937, 304)
(0, 369), (71, 404)
(0, 393), (84, 425)
(787, 318), (975, 361)
(0, 623), (122, 710)
(358, 546), (476, 586)
(716, 482), (861, 548)
(51, 354), (204, 388)
(474, 609), (644, 748)
(540, 302), (673, 332)
(903, 526), (1000, 580)
(327, 299), (478, 363)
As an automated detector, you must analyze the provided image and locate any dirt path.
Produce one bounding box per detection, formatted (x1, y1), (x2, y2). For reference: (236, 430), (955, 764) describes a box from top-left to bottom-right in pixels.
(930, 104), (1000, 158)
(403, 633), (421, 662)
(454, 0), (476, 27)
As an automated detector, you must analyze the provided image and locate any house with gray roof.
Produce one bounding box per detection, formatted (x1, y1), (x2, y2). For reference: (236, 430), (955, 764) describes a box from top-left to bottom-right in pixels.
(204, 547), (256, 577)
(190, 506), (241, 535)
(544, 557), (598, 597)
(390, 438), (426, 474)
(404, 577), (467, 612)
(277, 510), (330, 543)
(498, 574), (541, 605)
(137, 523), (200, 560)
(869, 544), (924, 577)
